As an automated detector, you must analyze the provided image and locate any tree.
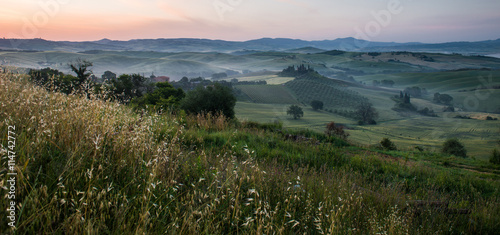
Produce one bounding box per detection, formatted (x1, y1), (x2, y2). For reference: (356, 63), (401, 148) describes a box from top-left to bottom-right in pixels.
(180, 83), (237, 118)
(404, 86), (422, 98)
(211, 72), (228, 80)
(356, 102), (378, 125)
(102, 71), (117, 81)
(442, 138), (467, 158)
(28, 68), (78, 94)
(278, 64), (316, 77)
(434, 93), (453, 105)
(29, 67), (63, 86)
(443, 106), (455, 112)
(110, 74), (150, 103)
(380, 138), (397, 150)
(403, 93), (411, 104)
(190, 77), (204, 82)
(69, 59), (93, 87)
(439, 94), (453, 105)
(311, 100), (324, 111)
(433, 93), (441, 103)
(490, 149), (500, 165)
(287, 105), (304, 119)
(131, 82), (185, 110)
(325, 122), (349, 140)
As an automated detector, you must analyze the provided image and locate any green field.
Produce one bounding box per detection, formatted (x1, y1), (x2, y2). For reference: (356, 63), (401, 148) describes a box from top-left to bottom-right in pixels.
(355, 70), (500, 93)
(235, 69), (500, 161)
(285, 79), (367, 112)
(235, 102), (354, 129)
(225, 74), (295, 84)
(349, 115), (500, 158)
(235, 85), (299, 104)
(236, 100), (499, 160)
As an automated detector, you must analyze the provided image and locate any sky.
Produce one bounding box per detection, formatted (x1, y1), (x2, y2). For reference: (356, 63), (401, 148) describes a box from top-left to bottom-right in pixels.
(1, 0), (499, 43)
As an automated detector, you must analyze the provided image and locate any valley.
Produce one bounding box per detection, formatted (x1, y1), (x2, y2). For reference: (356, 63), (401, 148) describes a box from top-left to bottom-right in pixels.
(2, 47), (499, 160)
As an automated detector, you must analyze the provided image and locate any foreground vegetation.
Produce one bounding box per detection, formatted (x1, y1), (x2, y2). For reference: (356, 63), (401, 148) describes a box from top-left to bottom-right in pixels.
(1, 73), (499, 234)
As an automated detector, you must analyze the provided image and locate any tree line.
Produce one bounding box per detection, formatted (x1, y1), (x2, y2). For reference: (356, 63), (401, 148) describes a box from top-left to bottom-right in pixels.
(28, 60), (237, 118)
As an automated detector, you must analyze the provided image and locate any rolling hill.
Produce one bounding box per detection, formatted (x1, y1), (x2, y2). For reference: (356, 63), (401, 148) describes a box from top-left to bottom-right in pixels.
(2, 37), (500, 54)
(2, 72), (499, 234)
(3, 49), (500, 81)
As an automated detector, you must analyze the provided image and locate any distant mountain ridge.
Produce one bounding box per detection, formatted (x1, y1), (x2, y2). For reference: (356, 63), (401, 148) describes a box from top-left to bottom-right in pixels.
(1, 37), (499, 55)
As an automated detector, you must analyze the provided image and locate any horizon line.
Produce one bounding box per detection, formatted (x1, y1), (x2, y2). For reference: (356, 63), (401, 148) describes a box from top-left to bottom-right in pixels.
(2, 36), (500, 44)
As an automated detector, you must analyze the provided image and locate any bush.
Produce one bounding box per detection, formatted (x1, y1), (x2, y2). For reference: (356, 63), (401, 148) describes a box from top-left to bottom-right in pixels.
(180, 83), (237, 119)
(131, 82), (185, 110)
(443, 106), (455, 112)
(311, 100), (324, 111)
(356, 102), (378, 125)
(325, 122), (349, 140)
(490, 149), (500, 165)
(110, 74), (151, 103)
(442, 139), (467, 158)
(380, 138), (397, 151)
(434, 93), (453, 105)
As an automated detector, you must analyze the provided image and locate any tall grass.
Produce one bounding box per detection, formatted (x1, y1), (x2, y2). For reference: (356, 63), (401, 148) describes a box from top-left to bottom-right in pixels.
(1, 73), (499, 234)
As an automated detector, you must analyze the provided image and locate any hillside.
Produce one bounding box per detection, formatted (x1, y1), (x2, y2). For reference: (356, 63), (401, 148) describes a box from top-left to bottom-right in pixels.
(2, 37), (500, 54)
(364, 39), (500, 55)
(3, 49), (500, 80)
(233, 68), (500, 159)
(1, 73), (499, 234)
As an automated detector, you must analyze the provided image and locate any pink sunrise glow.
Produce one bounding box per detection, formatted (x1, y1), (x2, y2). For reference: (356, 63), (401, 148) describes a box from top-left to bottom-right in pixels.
(1, 0), (499, 42)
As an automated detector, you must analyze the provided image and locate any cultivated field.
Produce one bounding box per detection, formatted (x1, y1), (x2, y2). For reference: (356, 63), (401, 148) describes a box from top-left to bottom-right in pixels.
(235, 85), (300, 104)
(235, 69), (500, 160)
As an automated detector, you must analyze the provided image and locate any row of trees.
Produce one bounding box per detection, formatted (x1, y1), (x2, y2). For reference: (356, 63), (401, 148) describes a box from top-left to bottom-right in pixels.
(376, 137), (468, 158)
(372, 79), (395, 87)
(392, 92), (438, 117)
(29, 60), (237, 119)
(278, 64), (317, 77)
(404, 86), (428, 98)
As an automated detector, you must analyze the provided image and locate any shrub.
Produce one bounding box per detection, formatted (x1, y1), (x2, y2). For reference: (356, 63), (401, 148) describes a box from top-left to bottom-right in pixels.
(110, 74), (151, 103)
(443, 106), (455, 112)
(131, 82), (185, 110)
(311, 100), (324, 111)
(380, 138), (397, 151)
(415, 146), (424, 152)
(490, 149), (500, 165)
(434, 93), (453, 105)
(325, 122), (349, 140)
(442, 139), (467, 158)
(356, 102), (378, 125)
(180, 83), (237, 119)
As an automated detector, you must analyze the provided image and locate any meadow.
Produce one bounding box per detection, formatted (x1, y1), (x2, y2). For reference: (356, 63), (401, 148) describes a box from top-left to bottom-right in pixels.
(234, 70), (500, 160)
(234, 85), (299, 104)
(1, 72), (499, 234)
